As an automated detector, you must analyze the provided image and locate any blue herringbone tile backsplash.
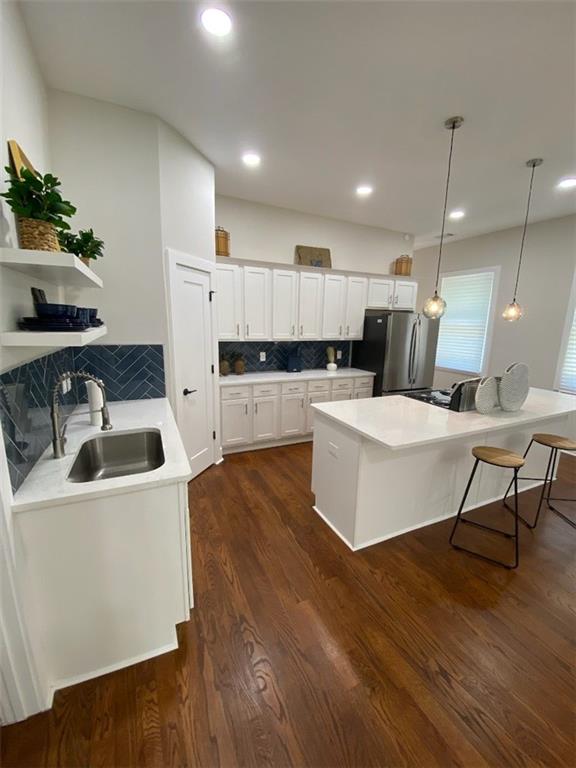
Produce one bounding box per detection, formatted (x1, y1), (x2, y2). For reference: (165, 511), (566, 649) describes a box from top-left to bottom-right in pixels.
(1, 344), (165, 493)
(219, 340), (350, 372)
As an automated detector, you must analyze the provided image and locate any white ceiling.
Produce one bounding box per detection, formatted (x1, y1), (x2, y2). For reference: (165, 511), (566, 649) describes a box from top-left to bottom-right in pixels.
(21, 0), (576, 247)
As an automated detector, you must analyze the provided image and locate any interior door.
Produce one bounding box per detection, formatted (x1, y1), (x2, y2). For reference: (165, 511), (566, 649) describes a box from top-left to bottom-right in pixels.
(244, 266), (271, 340)
(299, 272), (324, 339)
(272, 270), (298, 340)
(171, 262), (215, 477)
(322, 275), (346, 339)
(345, 277), (368, 339)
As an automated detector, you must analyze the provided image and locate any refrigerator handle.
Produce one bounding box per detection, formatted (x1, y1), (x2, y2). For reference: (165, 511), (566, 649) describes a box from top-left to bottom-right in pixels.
(413, 318), (421, 384)
(408, 321), (417, 383)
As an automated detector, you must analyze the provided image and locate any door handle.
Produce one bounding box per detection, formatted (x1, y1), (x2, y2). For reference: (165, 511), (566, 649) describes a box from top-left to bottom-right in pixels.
(183, 388), (197, 396)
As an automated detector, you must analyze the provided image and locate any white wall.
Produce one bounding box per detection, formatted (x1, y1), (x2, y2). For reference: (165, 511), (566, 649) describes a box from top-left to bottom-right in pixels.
(158, 122), (215, 261)
(216, 195), (413, 273)
(0, 0), (55, 372)
(413, 215), (576, 389)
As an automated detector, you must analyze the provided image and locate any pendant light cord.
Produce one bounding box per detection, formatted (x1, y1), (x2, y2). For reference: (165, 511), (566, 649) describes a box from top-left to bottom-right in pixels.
(434, 123), (457, 292)
(513, 162), (536, 302)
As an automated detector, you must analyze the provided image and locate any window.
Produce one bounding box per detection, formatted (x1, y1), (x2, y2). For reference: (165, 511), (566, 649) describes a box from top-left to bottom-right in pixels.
(436, 269), (497, 375)
(558, 307), (576, 394)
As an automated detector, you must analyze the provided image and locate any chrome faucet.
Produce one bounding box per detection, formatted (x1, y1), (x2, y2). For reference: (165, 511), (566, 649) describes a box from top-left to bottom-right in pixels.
(51, 370), (113, 458)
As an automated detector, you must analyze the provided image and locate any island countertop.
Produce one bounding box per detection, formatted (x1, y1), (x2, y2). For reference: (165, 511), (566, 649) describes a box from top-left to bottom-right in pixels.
(312, 388), (576, 451)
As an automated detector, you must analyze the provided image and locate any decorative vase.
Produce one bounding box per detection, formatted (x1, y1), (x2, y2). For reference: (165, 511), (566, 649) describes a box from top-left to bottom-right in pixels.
(18, 218), (60, 251)
(327, 362), (337, 372)
(234, 358), (246, 375)
(475, 376), (499, 414)
(219, 359), (230, 376)
(498, 363), (529, 412)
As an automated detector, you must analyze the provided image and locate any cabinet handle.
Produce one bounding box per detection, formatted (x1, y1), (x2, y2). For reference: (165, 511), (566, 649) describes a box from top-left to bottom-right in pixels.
(246, 323), (250, 336)
(300, 325), (303, 336)
(291, 325), (295, 336)
(244, 404), (248, 415)
(236, 323), (240, 337)
(339, 325), (342, 336)
(255, 402), (258, 414)
(394, 295), (398, 305)
(301, 398), (304, 408)
(346, 325), (350, 336)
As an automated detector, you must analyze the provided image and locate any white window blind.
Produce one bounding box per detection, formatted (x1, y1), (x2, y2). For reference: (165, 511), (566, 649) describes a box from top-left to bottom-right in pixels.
(436, 270), (495, 374)
(559, 308), (576, 394)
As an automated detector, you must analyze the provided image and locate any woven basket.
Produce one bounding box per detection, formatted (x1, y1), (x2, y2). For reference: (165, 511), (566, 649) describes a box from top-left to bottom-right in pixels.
(18, 218), (60, 252)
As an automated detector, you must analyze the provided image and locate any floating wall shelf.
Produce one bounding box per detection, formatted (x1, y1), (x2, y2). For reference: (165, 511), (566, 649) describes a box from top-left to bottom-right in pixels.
(0, 326), (108, 348)
(0, 248), (103, 289)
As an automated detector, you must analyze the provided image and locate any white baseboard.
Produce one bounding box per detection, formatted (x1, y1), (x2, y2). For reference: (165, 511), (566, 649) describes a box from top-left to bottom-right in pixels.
(312, 505), (355, 550)
(223, 435), (313, 455)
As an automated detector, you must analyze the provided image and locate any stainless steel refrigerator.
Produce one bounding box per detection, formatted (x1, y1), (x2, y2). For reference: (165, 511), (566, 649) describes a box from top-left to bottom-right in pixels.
(352, 310), (439, 395)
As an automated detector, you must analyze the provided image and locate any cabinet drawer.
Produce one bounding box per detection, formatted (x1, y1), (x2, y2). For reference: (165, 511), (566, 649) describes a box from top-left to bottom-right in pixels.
(354, 388), (373, 400)
(281, 381), (307, 394)
(353, 376), (374, 389)
(307, 379), (330, 392)
(253, 383), (280, 397)
(331, 378), (353, 391)
(221, 384), (252, 400)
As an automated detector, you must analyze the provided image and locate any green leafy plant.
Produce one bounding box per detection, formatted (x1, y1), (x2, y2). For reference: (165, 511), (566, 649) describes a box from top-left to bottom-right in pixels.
(58, 228), (105, 260)
(1, 166), (76, 230)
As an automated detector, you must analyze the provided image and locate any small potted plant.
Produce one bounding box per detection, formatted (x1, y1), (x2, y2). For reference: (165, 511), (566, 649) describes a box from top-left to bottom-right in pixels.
(58, 228), (105, 266)
(1, 166), (76, 251)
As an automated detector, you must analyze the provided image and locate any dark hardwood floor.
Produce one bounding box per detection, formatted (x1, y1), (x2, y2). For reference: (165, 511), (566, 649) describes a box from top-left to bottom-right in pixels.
(2, 445), (575, 768)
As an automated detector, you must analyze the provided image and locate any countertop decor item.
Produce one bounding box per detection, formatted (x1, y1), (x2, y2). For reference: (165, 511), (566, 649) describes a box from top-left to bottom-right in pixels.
(215, 226), (230, 257)
(423, 116), (464, 320)
(1, 162), (76, 252)
(326, 345), (337, 371)
(475, 376), (499, 414)
(498, 362), (529, 411)
(295, 245), (332, 268)
(231, 353), (245, 375)
(59, 229), (104, 266)
(502, 159), (542, 322)
(393, 255), (413, 276)
(219, 358), (230, 376)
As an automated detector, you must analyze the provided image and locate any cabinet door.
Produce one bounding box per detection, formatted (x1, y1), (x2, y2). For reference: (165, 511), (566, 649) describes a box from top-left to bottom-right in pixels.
(244, 266), (271, 340)
(221, 399), (251, 446)
(253, 396), (279, 442)
(322, 274), (346, 339)
(216, 264), (243, 340)
(298, 272), (324, 339)
(393, 280), (418, 310)
(305, 391), (330, 433)
(354, 388), (373, 400)
(344, 276), (368, 339)
(280, 393), (306, 437)
(367, 278), (394, 309)
(330, 390), (353, 402)
(272, 270), (299, 340)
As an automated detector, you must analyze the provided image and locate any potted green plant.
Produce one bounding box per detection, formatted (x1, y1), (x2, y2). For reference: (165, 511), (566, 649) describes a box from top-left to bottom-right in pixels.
(58, 228), (105, 266)
(1, 166), (76, 251)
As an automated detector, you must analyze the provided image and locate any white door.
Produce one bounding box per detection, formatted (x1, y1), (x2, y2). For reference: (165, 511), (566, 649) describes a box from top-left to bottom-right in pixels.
(367, 278), (394, 308)
(216, 264), (243, 340)
(344, 277), (368, 339)
(244, 266), (271, 340)
(280, 393), (306, 436)
(170, 262), (216, 477)
(305, 392), (330, 432)
(221, 399), (251, 446)
(253, 396), (279, 441)
(322, 274), (346, 339)
(272, 270), (299, 340)
(299, 272), (324, 339)
(393, 281), (418, 310)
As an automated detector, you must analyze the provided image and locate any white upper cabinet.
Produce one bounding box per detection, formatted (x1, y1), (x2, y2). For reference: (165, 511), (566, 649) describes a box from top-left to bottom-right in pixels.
(298, 272), (324, 339)
(272, 269), (299, 340)
(322, 274), (347, 339)
(216, 264), (243, 340)
(367, 278), (394, 309)
(344, 276), (368, 339)
(243, 266), (271, 340)
(393, 280), (418, 310)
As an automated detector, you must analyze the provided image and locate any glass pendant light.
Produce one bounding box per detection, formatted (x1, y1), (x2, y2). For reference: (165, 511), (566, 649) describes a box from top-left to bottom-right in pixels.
(502, 158), (542, 322)
(423, 116), (464, 320)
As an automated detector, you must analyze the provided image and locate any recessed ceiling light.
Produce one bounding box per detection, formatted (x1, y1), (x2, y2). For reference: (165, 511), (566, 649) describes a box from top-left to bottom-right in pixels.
(448, 209), (465, 220)
(557, 177), (576, 190)
(200, 8), (232, 37)
(356, 185), (373, 197)
(242, 151), (261, 168)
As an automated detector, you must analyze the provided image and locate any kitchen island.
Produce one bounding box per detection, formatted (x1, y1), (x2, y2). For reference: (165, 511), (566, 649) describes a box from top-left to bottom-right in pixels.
(311, 388), (576, 550)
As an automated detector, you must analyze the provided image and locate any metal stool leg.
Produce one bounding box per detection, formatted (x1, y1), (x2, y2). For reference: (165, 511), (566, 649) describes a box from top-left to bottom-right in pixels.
(545, 449), (576, 529)
(450, 460), (520, 569)
(531, 447), (556, 530)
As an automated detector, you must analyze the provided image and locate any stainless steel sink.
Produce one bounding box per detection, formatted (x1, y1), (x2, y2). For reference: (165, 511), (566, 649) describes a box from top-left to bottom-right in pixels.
(67, 429), (165, 483)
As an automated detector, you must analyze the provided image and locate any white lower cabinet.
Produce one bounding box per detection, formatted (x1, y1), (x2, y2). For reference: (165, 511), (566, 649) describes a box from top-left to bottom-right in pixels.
(253, 396), (279, 442)
(331, 390), (353, 401)
(306, 392), (330, 432)
(221, 398), (251, 447)
(354, 387), (373, 399)
(280, 393), (306, 437)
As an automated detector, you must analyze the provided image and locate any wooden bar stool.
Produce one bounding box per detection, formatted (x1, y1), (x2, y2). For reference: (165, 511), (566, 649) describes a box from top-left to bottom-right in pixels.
(449, 446), (524, 569)
(503, 433), (576, 530)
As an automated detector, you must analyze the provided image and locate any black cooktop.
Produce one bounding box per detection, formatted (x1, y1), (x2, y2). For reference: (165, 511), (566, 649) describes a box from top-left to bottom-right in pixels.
(403, 389), (453, 409)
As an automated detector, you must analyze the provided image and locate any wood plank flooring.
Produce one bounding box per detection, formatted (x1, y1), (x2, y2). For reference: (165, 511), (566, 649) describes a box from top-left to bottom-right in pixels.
(2, 445), (575, 768)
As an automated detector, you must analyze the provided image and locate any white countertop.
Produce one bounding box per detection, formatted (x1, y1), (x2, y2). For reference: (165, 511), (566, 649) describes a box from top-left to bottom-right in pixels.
(219, 367), (375, 386)
(13, 399), (192, 512)
(312, 388), (576, 450)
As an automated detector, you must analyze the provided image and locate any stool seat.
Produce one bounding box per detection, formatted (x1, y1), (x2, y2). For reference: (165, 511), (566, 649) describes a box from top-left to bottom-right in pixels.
(472, 446), (525, 469)
(533, 433), (576, 451)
